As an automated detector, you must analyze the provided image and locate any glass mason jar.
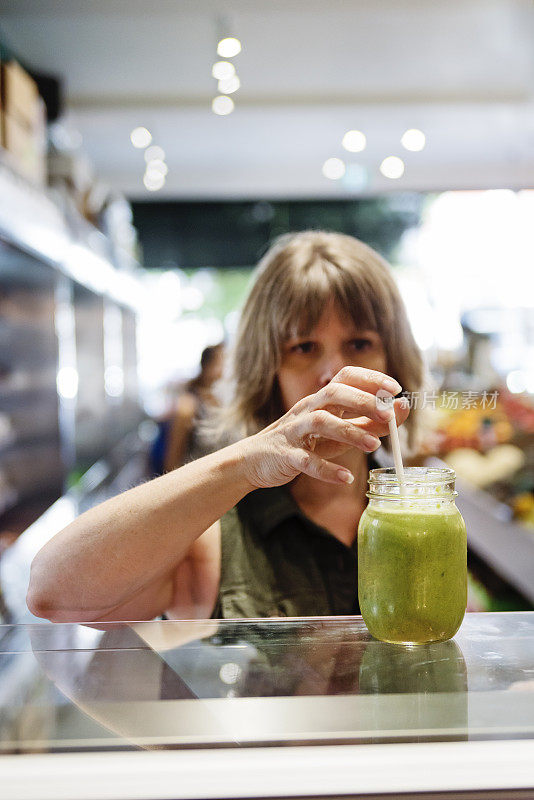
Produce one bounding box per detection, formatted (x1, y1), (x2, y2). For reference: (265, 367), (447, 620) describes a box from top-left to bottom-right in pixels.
(358, 467), (467, 645)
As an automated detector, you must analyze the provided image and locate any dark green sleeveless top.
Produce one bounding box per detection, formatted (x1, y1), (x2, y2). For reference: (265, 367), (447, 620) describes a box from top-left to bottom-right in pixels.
(211, 454), (382, 619)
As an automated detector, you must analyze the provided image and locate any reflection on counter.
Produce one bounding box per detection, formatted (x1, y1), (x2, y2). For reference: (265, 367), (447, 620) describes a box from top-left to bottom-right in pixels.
(1, 613), (534, 752)
(359, 639), (468, 742)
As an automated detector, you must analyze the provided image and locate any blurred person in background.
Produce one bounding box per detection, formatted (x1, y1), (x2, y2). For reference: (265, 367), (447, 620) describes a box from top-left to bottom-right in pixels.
(150, 343), (225, 476)
(28, 231), (424, 622)
(164, 342), (225, 471)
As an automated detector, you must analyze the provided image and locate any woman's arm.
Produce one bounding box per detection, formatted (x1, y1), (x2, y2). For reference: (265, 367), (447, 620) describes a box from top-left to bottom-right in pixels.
(28, 367), (407, 624)
(27, 442), (252, 622)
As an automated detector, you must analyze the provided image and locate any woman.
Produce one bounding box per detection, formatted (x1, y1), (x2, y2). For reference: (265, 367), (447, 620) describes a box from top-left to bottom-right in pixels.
(27, 231), (424, 623)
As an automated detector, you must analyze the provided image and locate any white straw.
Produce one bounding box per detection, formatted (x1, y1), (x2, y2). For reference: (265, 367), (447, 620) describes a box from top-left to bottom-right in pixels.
(377, 390), (406, 495)
(388, 415), (406, 495)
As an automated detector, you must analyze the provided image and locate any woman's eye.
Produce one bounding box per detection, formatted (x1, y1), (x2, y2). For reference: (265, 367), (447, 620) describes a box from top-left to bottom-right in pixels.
(349, 338), (372, 351)
(292, 341), (315, 354)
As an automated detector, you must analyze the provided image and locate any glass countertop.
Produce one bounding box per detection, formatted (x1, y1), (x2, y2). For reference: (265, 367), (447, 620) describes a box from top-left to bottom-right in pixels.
(1, 612), (534, 753)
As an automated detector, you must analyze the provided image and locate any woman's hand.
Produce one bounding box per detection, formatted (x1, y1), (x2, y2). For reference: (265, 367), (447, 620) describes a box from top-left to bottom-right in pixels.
(240, 367), (410, 489)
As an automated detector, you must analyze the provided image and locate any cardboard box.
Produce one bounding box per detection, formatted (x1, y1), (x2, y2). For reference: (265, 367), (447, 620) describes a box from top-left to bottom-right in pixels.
(1, 60), (39, 129)
(2, 111), (46, 185)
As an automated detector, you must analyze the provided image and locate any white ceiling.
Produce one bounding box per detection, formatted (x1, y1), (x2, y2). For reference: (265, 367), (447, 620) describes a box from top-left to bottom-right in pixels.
(2, 0), (534, 199)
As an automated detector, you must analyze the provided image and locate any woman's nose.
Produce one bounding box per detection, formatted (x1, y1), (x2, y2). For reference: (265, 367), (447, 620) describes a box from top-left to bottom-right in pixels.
(318, 352), (347, 387)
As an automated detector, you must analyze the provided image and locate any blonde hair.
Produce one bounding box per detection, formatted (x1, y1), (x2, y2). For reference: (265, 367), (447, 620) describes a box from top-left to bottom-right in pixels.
(217, 231), (424, 450)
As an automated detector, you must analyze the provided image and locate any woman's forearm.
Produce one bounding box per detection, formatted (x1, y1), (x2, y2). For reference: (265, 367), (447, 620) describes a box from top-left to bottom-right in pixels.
(27, 440), (254, 621)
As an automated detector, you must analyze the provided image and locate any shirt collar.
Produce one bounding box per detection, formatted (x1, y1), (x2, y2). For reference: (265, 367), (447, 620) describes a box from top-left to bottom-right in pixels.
(237, 453), (382, 539)
(237, 485), (299, 538)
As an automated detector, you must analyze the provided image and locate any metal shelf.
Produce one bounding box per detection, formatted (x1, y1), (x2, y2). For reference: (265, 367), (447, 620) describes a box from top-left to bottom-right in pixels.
(0, 160), (143, 310)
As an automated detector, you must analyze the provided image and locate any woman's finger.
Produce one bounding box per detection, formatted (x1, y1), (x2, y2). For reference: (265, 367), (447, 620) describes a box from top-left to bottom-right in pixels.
(330, 366), (401, 396)
(295, 409), (380, 453)
(305, 382), (397, 425)
(348, 397), (411, 437)
(289, 448), (355, 485)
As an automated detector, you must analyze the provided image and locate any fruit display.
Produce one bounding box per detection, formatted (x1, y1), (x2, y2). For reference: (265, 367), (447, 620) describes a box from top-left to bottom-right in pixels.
(445, 445), (526, 489)
(421, 385), (534, 537)
(427, 392), (513, 454)
(512, 492), (534, 530)
(500, 391), (534, 434)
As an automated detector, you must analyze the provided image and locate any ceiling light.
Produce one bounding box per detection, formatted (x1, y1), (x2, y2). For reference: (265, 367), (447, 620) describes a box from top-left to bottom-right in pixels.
(322, 158), (346, 180)
(342, 130), (366, 153)
(379, 156), (405, 179)
(212, 95), (235, 115)
(145, 159), (168, 177)
(401, 128), (426, 151)
(212, 61), (235, 81)
(130, 127), (152, 148)
(218, 75), (240, 94)
(217, 37), (241, 58)
(144, 145), (165, 163)
(143, 172), (165, 191)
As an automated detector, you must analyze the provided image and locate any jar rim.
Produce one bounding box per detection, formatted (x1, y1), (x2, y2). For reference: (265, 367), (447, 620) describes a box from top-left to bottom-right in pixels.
(367, 466), (457, 498)
(369, 466), (456, 487)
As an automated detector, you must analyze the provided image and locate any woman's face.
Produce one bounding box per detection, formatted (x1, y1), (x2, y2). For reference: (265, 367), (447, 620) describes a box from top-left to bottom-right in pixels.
(277, 302), (388, 413)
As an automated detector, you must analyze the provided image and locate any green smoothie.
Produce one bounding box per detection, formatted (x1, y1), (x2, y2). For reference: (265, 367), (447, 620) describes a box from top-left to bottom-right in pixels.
(358, 502), (467, 644)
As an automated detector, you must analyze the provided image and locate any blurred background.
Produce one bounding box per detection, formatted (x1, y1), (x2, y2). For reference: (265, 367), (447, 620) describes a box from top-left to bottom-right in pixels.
(1, 0), (534, 619)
